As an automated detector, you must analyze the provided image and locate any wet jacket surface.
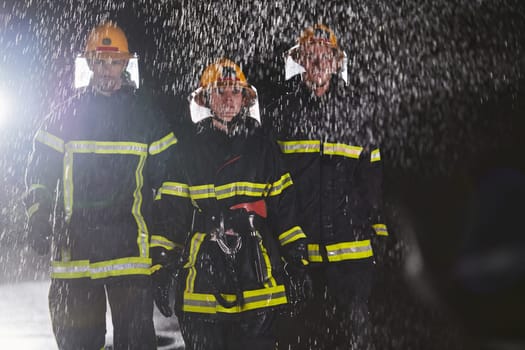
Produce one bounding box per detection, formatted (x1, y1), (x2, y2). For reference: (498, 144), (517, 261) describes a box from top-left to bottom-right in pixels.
(154, 119), (306, 319)
(25, 87), (177, 280)
(265, 76), (388, 264)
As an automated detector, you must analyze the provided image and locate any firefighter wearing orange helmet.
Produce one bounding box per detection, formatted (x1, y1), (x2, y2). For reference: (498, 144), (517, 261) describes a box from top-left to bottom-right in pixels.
(25, 22), (177, 349)
(153, 58), (309, 350)
(267, 24), (389, 349)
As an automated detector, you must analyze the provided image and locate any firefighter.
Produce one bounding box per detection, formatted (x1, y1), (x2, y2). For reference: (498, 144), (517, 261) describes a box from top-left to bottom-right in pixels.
(24, 22), (177, 349)
(265, 24), (389, 349)
(153, 58), (309, 350)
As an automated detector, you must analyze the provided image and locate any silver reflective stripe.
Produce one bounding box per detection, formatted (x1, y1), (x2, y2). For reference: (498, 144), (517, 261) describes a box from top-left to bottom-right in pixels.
(371, 149), (381, 162)
(149, 132), (178, 155)
(325, 240), (374, 261)
(63, 149), (74, 222)
(132, 155), (149, 258)
(36, 130), (64, 153)
(184, 298), (216, 308)
(184, 291), (287, 308)
(279, 226), (306, 246)
(90, 262), (151, 275)
(189, 186), (216, 199)
(161, 183), (190, 197)
(278, 140), (321, 153)
(185, 233), (207, 293)
(215, 184), (265, 198)
(268, 173), (293, 196)
(323, 142), (363, 159)
(67, 141), (148, 154)
(327, 245), (371, 255)
(52, 264), (90, 275)
(150, 238), (177, 249)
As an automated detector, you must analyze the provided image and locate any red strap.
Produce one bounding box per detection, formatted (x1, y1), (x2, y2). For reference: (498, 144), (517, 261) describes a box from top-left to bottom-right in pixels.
(96, 46), (119, 52)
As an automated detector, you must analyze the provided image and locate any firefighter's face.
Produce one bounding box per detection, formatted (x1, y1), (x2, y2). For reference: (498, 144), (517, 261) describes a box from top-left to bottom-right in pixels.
(89, 54), (128, 94)
(209, 85), (244, 122)
(299, 42), (339, 88)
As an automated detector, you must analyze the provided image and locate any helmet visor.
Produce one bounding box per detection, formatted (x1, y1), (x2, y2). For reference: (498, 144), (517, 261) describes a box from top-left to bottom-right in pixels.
(74, 54), (140, 89)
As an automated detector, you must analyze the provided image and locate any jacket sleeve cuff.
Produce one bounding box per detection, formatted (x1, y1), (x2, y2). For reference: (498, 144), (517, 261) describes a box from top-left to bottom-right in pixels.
(278, 226), (307, 246)
(372, 224), (389, 236)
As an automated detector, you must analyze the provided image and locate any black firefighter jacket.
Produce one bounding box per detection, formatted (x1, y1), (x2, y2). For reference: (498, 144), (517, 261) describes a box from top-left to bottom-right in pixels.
(25, 87), (177, 281)
(154, 119), (307, 319)
(264, 76), (389, 265)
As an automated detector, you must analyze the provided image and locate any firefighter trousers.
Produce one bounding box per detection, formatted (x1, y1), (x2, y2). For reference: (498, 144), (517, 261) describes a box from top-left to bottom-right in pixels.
(179, 311), (277, 350)
(48, 276), (156, 350)
(276, 261), (375, 350)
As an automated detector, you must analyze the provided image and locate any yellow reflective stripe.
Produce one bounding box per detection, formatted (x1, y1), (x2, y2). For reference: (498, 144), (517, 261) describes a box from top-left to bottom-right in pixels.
(215, 182), (268, 199)
(307, 244), (323, 263)
(323, 142), (363, 159)
(159, 182), (190, 198)
(371, 148), (381, 162)
(27, 183), (48, 193)
(326, 240), (373, 262)
(51, 260), (90, 279)
(36, 130), (64, 153)
(90, 257), (152, 279)
(189, 184), (216, 200)
(151, 264), (162, 273)
(277, 140), (321, 154)
(268, 173), (293, 196)
(150, 235), (183, 250)
(188, 177), (293, 201)
(66, 141), (148, 155)
(259, 240), (276, 288)
(63, 149), (74, 222)
(26, 203), (40, 219)
(182, 285), (287, 314)
(23, 184), (51, 202)
(184, 233), (207, 293)
(132, 154), (149, 258)
(149, 132), (178, 155)
(372, 224), (388, 236)
(278, 226), (307, 246)
(52, 258), (153, 279)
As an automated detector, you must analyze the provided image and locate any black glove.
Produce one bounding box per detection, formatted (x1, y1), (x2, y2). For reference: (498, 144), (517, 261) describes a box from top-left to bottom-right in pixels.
(151, 247), (182, 317)
(152, 267), (173, 317)
(282, 241), (313, 315)
(27, 215), (52, 256)
(282, 240), (309, 268)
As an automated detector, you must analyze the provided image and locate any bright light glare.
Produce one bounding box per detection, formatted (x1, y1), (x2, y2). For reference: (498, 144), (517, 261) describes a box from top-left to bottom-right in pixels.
(0, 91), (10, 125)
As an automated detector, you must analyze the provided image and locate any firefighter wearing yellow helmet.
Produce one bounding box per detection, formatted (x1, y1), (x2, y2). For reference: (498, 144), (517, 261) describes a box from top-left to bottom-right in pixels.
(153, 58), (309, 349)
(75, 22), (140, 91)
(189, 58), (260, 134)
(25, 22), (177, 349)
(267, 24), (389, 349)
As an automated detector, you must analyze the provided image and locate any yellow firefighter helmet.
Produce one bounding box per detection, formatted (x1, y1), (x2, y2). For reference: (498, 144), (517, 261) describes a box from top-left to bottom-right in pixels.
(84, 22), (131, 58)
(291, 24), (345, 62)
(195, 58), (257, 107)
(298, 23), (339, 49)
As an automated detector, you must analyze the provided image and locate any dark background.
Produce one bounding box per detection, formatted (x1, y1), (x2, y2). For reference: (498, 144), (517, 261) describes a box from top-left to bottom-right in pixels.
(1, 1), (524, 349)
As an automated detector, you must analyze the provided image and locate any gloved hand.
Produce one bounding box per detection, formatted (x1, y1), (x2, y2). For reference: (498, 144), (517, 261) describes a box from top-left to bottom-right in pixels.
(151, 247), (182, 317)
(282, 240), (309, 268)
(27, 215), (52, 256)
(152, 267), (173, 317)
(282, 241), (313, 315)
